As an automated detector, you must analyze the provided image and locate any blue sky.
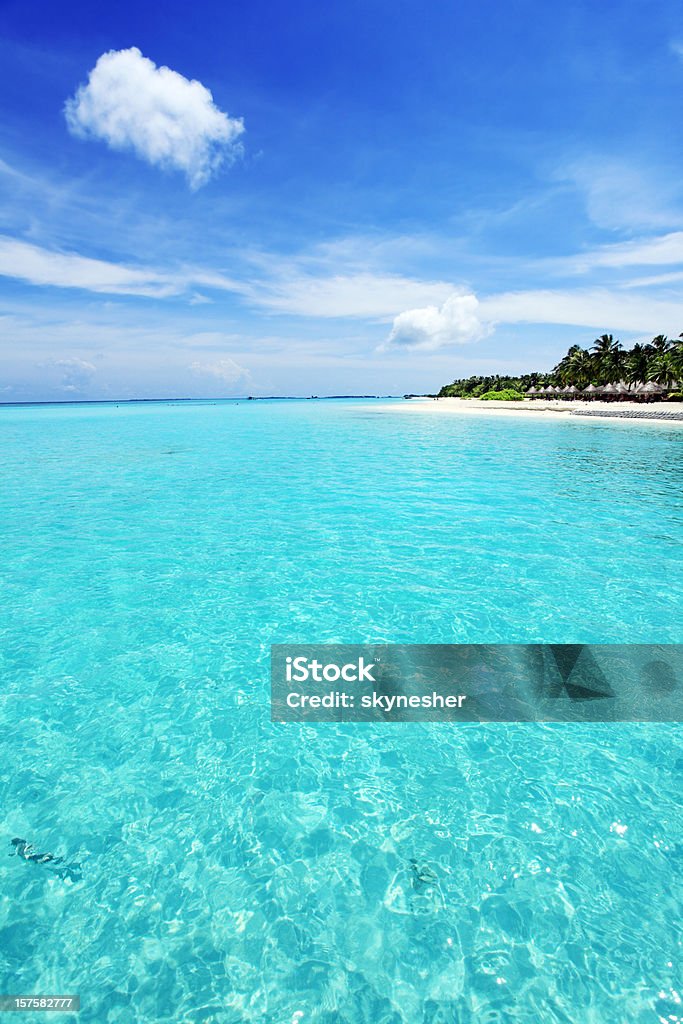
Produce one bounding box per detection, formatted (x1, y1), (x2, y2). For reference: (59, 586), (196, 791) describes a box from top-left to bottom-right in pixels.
(1, 0), (683, 399)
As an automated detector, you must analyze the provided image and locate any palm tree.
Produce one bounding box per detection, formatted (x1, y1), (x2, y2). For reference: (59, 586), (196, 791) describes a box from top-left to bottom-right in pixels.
(591, 334), (623, 383)
(649, 335), (672, 355)
(553, 345), (595, 388)
(625, 343), (649, 385)
(668, 337), (683, 382)
(567, 346), (594, 389)
(645, 336), (676, 385)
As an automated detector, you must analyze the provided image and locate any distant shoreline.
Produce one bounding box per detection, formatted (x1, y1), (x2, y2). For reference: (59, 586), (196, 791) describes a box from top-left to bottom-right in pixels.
(0, 395), (397, 409)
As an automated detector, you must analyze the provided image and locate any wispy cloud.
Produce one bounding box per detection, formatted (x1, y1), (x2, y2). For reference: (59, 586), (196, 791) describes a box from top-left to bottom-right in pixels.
(1, 228), (680, 348)
(0, 235), (179, 296)
(480, 288), (683, 333)
(568, 231), (683, 272)
(0, 235), (242, 298)
(556, 158), (683, 232)
(0, 230), (459, 317)
(622, 269), (683, 288)
(189, 356), (251, 386)
(243, 272), (454, 318)
(37, 357), (97, 392)
(65, 47), (244, 189)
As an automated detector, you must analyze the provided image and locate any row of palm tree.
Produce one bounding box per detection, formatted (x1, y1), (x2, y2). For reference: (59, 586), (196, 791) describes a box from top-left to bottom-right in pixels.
(553, 334), (682, 389)
(438, 334), (683, 398)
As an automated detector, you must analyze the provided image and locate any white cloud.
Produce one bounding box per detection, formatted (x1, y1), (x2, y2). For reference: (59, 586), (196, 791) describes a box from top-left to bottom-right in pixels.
(189, 357), (250, 386)
(623, 269), (683, 288)
(0, 235), (179, 296)
(480, 288), (683, 333)
(557, 158), (683, 232)
(39, 357), (96, 392)
(65, 47), (244, 189)
(384, 291), (490, 350)
(0, 235), (243, 298)
(246, 272), (454, 319)
(0, 236), (468, 324)
(569, 231), (683, 271)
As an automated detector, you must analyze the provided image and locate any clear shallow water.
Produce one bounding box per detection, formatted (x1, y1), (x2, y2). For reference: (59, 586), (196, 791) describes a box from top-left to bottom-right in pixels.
(0, 399), (681, 1023)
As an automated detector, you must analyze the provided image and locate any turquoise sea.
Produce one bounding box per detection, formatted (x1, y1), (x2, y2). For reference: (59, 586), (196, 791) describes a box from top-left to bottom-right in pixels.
(0, 399), (681, 1023)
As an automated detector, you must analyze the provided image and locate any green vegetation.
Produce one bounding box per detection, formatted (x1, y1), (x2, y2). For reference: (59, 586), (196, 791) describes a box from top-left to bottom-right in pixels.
(479, 388), (526, 401)
(438, 333), (683, 398)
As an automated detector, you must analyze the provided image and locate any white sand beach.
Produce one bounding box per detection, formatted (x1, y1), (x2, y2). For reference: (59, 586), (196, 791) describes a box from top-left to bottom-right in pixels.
(384, 397), (683, 425)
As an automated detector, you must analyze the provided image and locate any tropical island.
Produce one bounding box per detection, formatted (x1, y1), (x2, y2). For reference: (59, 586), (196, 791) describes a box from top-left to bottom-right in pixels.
(438, 333), (683, 401)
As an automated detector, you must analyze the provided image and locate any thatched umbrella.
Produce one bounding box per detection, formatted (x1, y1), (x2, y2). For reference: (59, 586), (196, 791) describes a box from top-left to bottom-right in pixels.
(635, 381), (663, 402)
(602, 383), (618, 402)
(526, 386), (538, 398)
(583, 384), (598, 400)
(567, 385), (580, 400)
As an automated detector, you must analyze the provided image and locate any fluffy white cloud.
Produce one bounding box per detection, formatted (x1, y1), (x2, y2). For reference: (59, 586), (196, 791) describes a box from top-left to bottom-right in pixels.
(189, 357), (250, 386)
(385, 291), (490, 350)
(65, 47), (244, 189)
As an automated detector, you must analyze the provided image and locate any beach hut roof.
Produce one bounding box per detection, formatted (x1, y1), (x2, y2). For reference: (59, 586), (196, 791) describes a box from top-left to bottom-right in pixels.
(643, 381), (664, 392)
(583, 384), (597, 392)
(567, 385), (579, 393)
(602, 383), (618, 394)
(526, 386), (537, 394)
